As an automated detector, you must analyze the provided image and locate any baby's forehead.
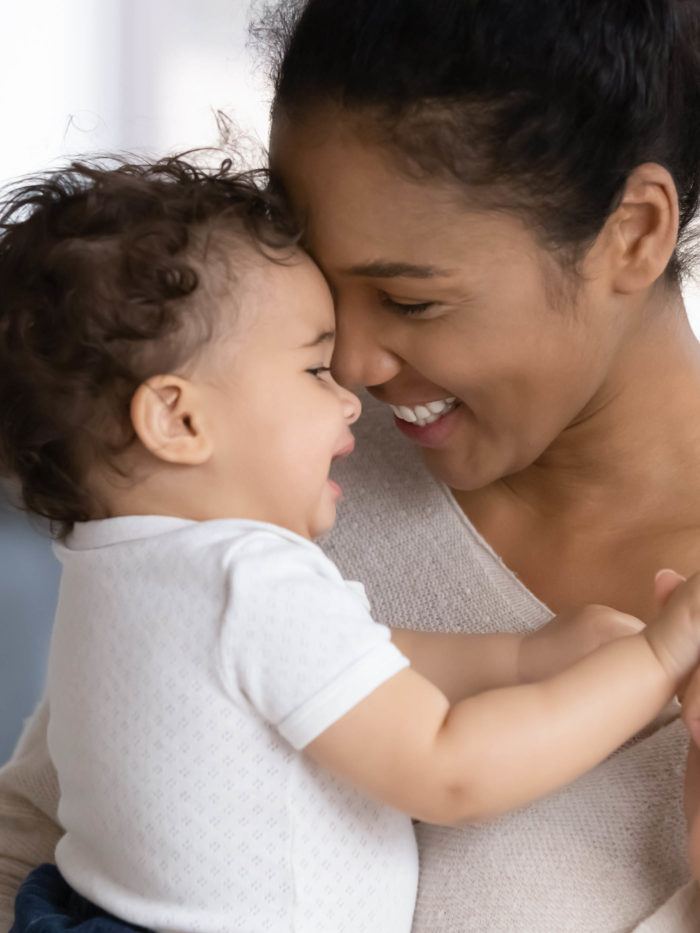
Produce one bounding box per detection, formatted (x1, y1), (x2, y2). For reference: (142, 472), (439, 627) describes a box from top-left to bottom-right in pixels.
(206, 241), (335, 345)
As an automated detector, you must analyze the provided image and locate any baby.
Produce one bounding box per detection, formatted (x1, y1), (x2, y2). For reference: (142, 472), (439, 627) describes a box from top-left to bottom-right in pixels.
(2, 156), (700, 933)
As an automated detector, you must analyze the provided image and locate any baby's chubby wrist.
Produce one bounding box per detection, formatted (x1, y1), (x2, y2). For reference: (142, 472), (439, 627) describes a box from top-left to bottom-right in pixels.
(642, 623), (682, 684)
(519, 622), (573, 684)
(517, 605), (646, 684)
(517, 623), (570, 684)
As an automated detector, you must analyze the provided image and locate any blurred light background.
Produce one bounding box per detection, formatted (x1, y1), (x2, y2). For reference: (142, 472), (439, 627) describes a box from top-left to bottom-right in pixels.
(2, 0), (700, 764)
(0, 0), (270, 180)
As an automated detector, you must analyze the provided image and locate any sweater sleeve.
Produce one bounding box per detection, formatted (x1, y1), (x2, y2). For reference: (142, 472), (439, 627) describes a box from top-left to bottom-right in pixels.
(0, 697), (62, 930)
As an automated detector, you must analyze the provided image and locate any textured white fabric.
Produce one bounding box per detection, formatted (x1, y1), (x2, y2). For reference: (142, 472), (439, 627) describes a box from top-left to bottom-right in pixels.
(47, 516), (416, 933)
(0, 392), (697, 932)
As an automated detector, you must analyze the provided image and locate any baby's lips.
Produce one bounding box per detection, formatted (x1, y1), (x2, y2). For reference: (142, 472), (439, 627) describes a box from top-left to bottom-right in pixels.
(331, 435), (355, 462)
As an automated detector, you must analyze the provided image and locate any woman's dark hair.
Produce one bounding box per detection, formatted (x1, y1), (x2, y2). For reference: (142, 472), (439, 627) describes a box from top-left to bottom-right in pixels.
(258, 0), (700, 274)
(0, 154), (298, 535)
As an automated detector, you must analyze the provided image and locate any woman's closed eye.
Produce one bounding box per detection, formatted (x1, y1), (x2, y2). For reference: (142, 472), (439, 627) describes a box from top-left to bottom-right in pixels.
(378, 292), (437, 316)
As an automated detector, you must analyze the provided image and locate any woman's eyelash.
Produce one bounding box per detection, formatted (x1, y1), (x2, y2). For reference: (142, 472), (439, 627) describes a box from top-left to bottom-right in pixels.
(307, 365), (331, 377)
(378, 293), (435, 315)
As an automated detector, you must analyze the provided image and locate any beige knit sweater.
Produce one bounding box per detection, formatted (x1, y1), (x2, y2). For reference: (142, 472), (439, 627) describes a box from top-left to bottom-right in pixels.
(1, 394), (698, 932)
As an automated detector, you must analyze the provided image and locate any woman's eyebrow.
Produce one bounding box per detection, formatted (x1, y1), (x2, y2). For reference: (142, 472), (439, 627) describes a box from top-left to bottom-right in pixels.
(343, 260), (454, 279)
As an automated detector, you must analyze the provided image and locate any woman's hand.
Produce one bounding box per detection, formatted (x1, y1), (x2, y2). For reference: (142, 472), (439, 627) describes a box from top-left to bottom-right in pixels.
(518, 604), (644, 683)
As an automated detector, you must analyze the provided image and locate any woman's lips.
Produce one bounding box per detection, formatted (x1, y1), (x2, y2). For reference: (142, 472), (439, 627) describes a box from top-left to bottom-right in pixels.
(393, 403), (463, 447)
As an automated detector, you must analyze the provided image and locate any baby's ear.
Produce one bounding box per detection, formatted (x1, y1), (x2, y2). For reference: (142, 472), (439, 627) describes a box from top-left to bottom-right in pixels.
(130, 375), (212, 465)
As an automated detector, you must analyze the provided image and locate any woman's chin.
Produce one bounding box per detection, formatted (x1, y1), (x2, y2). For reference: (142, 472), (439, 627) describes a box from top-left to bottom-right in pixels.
(418, 444), (496, 493)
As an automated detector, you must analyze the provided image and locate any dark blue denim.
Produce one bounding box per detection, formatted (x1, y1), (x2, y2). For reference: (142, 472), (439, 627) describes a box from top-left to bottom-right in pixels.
(10, 864), (150, 933)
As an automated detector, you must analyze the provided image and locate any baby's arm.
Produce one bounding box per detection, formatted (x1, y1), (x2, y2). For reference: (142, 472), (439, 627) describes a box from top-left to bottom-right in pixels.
(308, 575), (700, 824)
(391, 605), (643, 703)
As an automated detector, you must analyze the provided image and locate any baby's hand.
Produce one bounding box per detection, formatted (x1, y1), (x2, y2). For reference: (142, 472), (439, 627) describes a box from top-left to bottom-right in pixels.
(644, 572), (700, 684)
(519, 604), (644, 683)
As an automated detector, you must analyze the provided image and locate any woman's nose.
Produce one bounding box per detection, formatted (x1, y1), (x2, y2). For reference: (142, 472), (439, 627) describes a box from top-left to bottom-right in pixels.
(331, 299), (401, 390)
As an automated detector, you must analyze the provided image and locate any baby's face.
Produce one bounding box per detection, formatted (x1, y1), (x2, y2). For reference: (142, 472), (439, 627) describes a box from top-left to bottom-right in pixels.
(195, 249), (361, 538)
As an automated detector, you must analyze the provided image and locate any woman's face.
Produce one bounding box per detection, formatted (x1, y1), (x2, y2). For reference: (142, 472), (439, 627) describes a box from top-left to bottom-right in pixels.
(271, 114), (630, 490)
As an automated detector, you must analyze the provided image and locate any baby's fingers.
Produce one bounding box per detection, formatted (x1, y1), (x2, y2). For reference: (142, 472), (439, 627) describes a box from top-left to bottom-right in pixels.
(573, 605), (644, 639)
(605, 611), (645, 636)
(654, 568), (687, 611)
(647, 572), (700, 681)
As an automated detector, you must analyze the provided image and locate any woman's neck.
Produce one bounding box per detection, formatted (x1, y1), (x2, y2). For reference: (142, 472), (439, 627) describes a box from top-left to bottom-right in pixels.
(453, 290), (700, 615)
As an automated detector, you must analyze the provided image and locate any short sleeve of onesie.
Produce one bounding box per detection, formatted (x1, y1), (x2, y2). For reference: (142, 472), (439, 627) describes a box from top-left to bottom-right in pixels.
(218, 528), (409, 750)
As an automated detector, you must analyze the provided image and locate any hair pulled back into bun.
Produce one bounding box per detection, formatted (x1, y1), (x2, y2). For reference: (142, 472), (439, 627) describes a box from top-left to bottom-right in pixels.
(258, 0), (700, 275)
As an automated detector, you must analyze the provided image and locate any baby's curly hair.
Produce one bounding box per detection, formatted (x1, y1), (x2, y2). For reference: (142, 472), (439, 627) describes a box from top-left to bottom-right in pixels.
(0, 154), (298, 535)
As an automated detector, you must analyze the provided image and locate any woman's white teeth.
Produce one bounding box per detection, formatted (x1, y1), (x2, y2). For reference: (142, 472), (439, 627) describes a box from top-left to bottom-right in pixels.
(396, 405), (417, 423)
(426, 400), (451, 414)
(391, 398), (457, 426)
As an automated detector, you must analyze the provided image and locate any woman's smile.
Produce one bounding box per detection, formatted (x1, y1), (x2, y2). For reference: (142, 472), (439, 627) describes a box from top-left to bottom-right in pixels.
(391, 401), (464, 447)
(389, 397), (458, 426)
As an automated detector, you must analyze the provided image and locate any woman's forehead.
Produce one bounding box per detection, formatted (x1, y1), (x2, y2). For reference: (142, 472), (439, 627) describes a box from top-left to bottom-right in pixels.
(273, 128), (537, 282)
(272, 119), (485, 264)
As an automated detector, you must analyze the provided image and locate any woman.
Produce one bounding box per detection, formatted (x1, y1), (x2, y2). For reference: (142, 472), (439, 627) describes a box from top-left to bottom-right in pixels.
(265, 0), (700, 928)
(2, 0), (700, 930)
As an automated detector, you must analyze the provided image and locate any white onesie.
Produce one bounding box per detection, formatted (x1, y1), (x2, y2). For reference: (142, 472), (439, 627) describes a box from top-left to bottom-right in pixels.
(47, 515), (417, 933)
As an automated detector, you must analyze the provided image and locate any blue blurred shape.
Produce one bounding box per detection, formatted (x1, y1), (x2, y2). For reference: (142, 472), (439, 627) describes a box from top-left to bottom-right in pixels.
(0, 491), (60, 765)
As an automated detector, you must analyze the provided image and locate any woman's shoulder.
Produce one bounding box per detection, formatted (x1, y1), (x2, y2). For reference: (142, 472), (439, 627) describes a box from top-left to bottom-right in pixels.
(321, 393), (551, 634)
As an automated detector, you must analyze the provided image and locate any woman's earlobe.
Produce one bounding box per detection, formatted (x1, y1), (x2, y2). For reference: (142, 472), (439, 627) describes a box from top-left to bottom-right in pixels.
(608, 163), (680, 294)
(130, 375), (213, 465)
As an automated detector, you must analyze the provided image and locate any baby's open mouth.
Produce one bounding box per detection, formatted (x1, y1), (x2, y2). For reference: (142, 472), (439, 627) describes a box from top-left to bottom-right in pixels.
(331, 438), (355, 462)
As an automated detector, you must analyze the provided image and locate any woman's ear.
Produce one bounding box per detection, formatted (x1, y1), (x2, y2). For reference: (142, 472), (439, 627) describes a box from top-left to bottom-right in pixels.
(130, 375), (213, 465)
(605, 163), (679, 294)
